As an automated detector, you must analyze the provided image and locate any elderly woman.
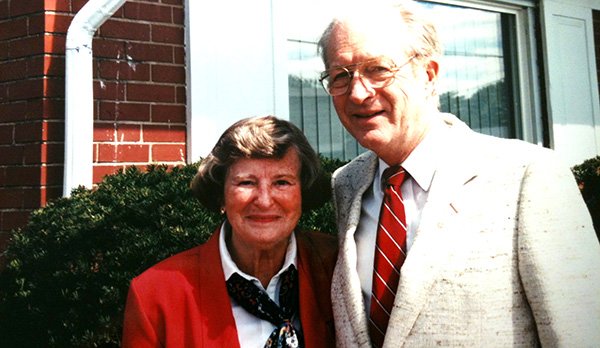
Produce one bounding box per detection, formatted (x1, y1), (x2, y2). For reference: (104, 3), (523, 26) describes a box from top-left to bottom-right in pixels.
(122, 116), (337, 348)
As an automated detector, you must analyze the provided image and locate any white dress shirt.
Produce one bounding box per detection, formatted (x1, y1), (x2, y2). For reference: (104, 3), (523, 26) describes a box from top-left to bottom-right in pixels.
(219, 223), (302, 348)
(355, 117), (448, 315)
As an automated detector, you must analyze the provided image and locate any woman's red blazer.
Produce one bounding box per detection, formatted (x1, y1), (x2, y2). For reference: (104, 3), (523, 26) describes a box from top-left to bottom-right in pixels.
(122, 228), (337, 348)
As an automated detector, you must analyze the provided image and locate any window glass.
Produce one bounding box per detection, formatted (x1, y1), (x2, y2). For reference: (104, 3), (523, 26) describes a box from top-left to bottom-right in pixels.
(287, 1), (521, 160)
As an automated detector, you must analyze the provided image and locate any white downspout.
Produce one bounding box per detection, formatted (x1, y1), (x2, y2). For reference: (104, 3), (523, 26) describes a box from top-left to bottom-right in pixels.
(63, 0), (127, 196)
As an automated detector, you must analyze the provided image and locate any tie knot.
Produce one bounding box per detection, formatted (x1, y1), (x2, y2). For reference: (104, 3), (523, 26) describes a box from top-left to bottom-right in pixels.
(382, 165), (405, 187)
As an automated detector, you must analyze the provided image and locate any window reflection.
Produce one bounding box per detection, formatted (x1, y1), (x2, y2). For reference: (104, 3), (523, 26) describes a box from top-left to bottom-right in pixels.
(286, 1), (520, 160)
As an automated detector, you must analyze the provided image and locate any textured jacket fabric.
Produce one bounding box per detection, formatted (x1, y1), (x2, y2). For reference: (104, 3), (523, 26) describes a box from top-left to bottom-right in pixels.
(331, 114), (600, 347)
(122, 228), (337, 348)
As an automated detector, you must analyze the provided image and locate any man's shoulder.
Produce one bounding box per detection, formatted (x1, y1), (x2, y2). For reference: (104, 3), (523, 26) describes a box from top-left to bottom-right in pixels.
(333, 151), (377, 184)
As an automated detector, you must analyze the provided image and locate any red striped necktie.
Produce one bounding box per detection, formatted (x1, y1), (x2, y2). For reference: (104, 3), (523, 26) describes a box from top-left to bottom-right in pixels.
(369, 165), (407, 348)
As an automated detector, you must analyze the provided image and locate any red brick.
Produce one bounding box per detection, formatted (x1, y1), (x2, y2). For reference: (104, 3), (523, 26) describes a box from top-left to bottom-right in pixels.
(0, 101), (28, 122)
(10, 0), (44, 16)
(23, 143), (42, 164)
(173, 7), (184, 24)
(0, 41), (8, 60)
(0, 145), (24, 165)
(15, 121), (43, 143)
(28, 13), (45, 35)
(0, 17), (28, 41)
(152, 64), (185, 83)
(41, 165), (63, 186)
(43, 55), (66, 76)
(22, 187), (42, 209)
(124, 2), (173, 23)
(176, 86), (185, 103)
(127, 83), (175, 102)
(97, 143), (117, 162)
(98, 60), (150, 81)
(97, 143), (149, 162)
(163, 0), (184, 6)
(151, 24), (183, 44)
(0, 84), (7, 103)
(0, 124), (13, 144)
(42, 99), (64, 120)
(151, 104), (185, 123)
(23, 142), (64, 164)
(117, 144), (149, 162)
(94, 122), (115, 141)
(152, 143), (185, 162)
(41, 186), (62, 205)
(117, 123), (142, 142)
(72, 0), (91, 13)
(43, 120), (64, 141)
(94, 80), (126, 101)
(43, 142), (64, 165)
(45, 13), (73, 34)
(0, 188), (24, 209)
(0, 60), (28, 82)
(25, 55), (45, 77)
(143, 124), (185, 142)
(93, 38), (125, 59)
(9, 35), (44, 59)
(5, 166), (40, 186)
(43, 78), (65, 98)
(0, 2), (8, 20)
(44, 34), (66, 55)
(100, 19), (150, 41)
(93, 164), (123, 183)
(44, 0), (70, 12)
(8, 78), (43, 101)
(174, 46), (185, 64)
(1, 210), (32, 232)
(126, 42), (173, 63)
(98, 101), (149, 121)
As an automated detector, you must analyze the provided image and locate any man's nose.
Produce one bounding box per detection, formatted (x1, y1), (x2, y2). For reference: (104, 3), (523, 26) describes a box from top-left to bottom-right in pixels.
(347, 74), (376, 102)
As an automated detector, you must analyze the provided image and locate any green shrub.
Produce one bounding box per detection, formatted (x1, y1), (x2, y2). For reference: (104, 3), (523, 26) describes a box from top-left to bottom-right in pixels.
(572, 156), (600, 239)
(0, 157), (346, 348)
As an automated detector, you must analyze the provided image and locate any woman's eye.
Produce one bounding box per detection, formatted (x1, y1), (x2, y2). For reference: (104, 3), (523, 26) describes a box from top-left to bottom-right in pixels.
(237, 180), (254, 186)
(274, 180), (291, 186)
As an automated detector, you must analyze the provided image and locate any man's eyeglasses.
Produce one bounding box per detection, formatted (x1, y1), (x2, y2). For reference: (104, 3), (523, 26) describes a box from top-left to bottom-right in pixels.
(319, 56), (415, 96)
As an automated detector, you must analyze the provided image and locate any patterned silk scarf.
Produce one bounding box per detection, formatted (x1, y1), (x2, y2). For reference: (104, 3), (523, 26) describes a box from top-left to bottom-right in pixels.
(226, 265), (303, 348)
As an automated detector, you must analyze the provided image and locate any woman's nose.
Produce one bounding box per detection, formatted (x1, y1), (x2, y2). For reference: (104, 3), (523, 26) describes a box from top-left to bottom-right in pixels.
(254, 186), (274, 208)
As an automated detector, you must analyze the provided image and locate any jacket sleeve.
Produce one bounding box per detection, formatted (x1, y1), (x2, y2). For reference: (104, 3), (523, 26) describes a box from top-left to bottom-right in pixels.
(517, 151), (600, 347)
(122, 278), (162, 348)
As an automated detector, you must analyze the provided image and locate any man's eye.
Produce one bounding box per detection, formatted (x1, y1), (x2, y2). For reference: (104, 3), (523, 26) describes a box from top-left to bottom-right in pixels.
(365, 65), (392, 75)
(331, 70), (351, 83)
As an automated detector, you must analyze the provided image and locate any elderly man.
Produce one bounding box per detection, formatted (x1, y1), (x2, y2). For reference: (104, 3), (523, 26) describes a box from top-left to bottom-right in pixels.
(317, 1), (600, 347)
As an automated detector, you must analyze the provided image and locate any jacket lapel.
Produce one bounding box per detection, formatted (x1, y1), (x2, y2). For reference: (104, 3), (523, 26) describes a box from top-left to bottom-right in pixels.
(384, 118), (480, 347)
(197, 229), (242, 347)
(297, 233), (336, 348)
(332, 152), (379, 347)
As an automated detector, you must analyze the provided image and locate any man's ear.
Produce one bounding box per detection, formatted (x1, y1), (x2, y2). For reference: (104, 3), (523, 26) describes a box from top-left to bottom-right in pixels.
(424, 58), (440, 98)
(425, 58), (439, 84)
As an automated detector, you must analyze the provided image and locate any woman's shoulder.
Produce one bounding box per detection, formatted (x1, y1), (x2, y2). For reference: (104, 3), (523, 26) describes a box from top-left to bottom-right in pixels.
(296, 231), (338, 272)
(130, 245), (205, 287)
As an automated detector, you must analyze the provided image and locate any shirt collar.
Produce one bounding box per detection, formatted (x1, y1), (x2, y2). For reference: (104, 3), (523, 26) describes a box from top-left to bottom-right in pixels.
(219, 221), (298, 284)
(376, 115), (448, 192)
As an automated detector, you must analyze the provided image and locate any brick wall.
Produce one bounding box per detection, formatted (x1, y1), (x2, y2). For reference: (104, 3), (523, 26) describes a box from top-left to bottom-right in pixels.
(594, 10), (600, 99)
(0, 0), (186, 259)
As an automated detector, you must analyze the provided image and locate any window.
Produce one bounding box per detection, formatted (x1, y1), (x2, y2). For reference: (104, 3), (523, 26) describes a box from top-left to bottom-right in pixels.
(286, 1), (532, 160)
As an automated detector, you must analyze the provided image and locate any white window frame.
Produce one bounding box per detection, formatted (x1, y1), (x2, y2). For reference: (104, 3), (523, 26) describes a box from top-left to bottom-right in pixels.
(186, 0), (600, 163)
